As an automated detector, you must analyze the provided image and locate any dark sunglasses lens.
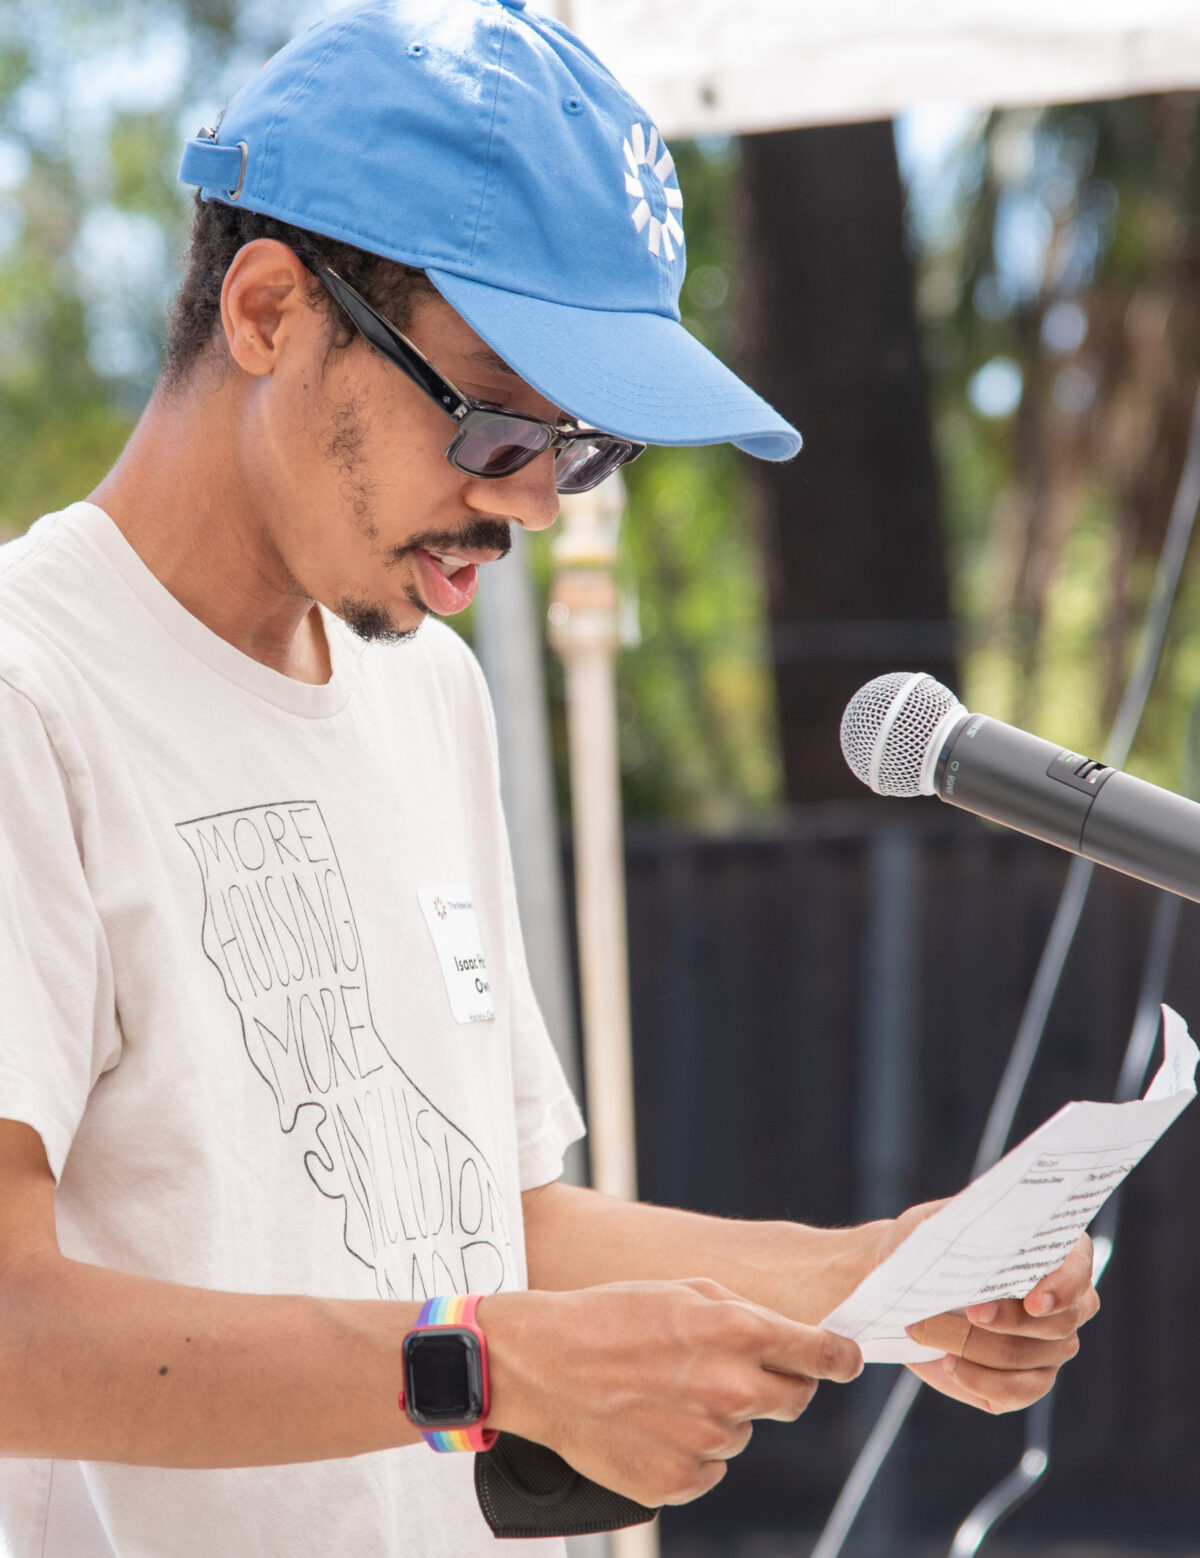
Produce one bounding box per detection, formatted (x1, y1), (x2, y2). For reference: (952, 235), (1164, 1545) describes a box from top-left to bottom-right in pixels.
(554, 439), (630, 494)
(456, 414), (552, 477)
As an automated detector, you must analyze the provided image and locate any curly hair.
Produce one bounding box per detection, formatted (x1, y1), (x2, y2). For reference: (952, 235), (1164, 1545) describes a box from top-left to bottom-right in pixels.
(161, 193), (437, 391)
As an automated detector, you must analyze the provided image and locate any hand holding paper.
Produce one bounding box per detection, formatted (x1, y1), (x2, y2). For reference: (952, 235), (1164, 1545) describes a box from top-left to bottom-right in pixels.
(822, 1005), (1198, 1364)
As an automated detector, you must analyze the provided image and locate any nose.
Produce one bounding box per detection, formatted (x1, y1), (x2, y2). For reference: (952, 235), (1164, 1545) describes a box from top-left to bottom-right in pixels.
(464, 449), (560, 533)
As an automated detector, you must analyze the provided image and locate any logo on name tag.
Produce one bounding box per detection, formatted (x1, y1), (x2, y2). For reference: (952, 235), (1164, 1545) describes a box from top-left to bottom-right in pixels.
(418, 884), (495, 1024)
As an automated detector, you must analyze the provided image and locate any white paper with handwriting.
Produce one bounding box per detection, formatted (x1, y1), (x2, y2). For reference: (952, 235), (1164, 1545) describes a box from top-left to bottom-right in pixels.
(822, 1005), (1198, 1363)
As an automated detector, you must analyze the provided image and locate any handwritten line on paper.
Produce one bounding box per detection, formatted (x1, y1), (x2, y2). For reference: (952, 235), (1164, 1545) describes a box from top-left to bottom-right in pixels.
(820, 1005), (1198, 1365)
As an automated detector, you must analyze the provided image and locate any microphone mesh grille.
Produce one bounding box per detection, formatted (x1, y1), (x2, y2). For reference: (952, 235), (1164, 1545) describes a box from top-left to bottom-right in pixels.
(840, 672), (962, 797)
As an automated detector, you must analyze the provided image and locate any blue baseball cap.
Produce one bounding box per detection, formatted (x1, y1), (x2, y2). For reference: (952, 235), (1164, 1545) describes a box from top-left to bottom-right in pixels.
(179, 0), (801, 460)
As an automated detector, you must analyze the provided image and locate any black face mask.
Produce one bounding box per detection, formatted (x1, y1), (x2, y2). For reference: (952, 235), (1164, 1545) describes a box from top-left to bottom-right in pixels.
(474, 1432), (659, 1539)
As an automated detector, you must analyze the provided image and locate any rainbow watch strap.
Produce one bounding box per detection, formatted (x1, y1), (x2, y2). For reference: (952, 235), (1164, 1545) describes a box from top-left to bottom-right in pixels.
(413, 1295), (494, 1452)
(419, 1295), (473, 1327)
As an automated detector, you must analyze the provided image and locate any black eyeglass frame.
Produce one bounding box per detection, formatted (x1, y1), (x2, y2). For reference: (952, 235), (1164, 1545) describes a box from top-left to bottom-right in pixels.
(313, 265), (645, 494)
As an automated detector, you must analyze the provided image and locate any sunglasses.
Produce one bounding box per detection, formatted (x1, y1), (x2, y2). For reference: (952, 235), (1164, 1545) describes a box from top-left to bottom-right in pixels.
(314, 266), (645, 495)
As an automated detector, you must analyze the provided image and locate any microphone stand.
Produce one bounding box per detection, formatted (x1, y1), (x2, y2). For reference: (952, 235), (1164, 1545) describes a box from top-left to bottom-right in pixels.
(947, 888), (1182, 1558)
(810, 383), (1200, 1558)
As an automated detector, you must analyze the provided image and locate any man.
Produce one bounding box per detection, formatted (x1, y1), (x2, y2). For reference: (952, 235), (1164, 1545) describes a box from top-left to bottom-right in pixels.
(0, 1), (1097, 1554)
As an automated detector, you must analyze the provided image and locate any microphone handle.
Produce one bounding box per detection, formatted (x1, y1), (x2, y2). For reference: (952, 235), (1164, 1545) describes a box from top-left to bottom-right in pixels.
(1084, 771), (1200, 901)
(933, 714), (1200, 904)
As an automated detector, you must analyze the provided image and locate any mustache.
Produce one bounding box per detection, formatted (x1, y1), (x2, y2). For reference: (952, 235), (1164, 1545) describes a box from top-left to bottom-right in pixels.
(396, 518), (513, 563)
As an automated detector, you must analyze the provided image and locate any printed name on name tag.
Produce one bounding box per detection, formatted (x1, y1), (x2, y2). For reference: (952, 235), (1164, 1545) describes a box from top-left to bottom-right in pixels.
(417, 884), (495, 1024)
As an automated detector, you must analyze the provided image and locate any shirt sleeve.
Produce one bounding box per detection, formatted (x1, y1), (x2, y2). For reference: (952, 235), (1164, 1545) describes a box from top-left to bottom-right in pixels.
(0, 676), (117, 1179)
(504, 887), (586, 1191)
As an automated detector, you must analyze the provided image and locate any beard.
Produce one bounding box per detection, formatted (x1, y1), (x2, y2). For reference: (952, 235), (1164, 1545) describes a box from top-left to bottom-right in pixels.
(334, 594), (423, 644)
(320, 392), (515, 643)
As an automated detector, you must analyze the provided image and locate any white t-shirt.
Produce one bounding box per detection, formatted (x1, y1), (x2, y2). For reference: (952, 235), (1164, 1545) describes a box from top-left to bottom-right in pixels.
(0, 501), (584, 1557)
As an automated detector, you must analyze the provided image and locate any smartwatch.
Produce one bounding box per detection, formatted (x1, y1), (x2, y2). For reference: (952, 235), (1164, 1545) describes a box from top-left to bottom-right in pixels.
(399, 1294), (498, 1452)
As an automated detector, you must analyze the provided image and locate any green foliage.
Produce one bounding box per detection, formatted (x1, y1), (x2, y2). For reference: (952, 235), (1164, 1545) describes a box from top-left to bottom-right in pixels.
(109, 109), (184, 224)
(0, 44), (33, 110)
(910, 95), (1200, 791)
(0, 392), (130, 537)
(612, 441), (780, 825)
(0, 120), (134, 534)
(610, 138), (780, 825)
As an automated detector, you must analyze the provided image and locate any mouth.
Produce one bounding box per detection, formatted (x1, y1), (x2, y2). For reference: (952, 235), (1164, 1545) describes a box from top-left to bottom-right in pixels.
(421, 546), (505, 573)
(411, 546), (495, 614)
(417, 548), (501, 573)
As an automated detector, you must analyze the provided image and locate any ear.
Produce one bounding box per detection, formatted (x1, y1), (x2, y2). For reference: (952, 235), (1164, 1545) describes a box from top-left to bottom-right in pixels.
(219, 238), (315, 378)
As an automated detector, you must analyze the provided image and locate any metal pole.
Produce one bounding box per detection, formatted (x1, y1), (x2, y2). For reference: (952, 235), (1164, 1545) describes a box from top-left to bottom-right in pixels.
(549, 476), (659, 1558)
(548, 476), (639, 1203)
(473, 530), (586, 1185)
(857, 829), (919, 1222)
(851, 827), (919, 1555)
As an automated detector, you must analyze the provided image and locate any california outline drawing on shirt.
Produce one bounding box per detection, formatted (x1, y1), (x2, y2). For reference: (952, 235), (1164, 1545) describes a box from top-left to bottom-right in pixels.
(176, 800), (514, 1301)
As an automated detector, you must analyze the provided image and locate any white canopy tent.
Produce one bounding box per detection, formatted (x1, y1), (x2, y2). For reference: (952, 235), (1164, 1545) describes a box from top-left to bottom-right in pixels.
(562, 0), (1200, 137)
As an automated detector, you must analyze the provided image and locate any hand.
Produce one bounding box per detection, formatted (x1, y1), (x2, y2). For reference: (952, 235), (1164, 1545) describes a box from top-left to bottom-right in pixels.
(481, 1279), (862, 1508)
(904, 1232), (1100, 1413)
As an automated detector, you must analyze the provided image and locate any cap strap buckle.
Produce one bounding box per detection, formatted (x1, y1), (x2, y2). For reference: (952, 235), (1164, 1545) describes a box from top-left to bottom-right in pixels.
(178, 132), (249, 202)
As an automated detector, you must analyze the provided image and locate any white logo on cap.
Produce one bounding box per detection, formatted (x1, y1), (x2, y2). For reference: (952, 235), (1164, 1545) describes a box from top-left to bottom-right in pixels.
(623, 122), (684, 261)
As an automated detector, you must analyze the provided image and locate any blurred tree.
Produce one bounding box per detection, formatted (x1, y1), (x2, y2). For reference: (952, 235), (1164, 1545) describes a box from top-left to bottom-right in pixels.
(0, 17), (123, 533)
(608, 139), (782, 828)
(0, 0), (305, 538)
(738, 121), (956, 803)
(917, 94), (1200, 787)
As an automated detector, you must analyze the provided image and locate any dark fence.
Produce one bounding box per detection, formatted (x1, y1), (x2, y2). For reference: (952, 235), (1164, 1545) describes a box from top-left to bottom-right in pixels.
(572, 800), (1200, 1554)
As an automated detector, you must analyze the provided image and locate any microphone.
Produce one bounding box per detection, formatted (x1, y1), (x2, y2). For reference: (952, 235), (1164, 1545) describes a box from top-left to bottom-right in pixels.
(840, 670), (1200, 903)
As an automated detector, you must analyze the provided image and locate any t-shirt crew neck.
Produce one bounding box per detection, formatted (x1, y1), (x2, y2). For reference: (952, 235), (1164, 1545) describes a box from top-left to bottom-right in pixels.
(60, 500), (357, 718)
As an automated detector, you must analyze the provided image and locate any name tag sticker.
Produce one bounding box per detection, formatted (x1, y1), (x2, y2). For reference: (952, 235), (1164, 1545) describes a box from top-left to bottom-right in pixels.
(417, 885), (495, 1024)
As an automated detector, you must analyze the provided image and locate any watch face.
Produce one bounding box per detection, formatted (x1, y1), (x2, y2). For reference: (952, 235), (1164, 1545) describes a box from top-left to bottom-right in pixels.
(403, 1327), (486, 1429)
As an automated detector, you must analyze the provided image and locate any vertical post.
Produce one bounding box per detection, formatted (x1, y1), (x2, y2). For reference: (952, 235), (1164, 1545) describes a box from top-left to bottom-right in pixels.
(851, 826), (919, 1557)
(473, 530), (586, 1185)
(856, 829), (918, 1223)
(549, 477), (659, 1558)
(548, 476), (639, 1204)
